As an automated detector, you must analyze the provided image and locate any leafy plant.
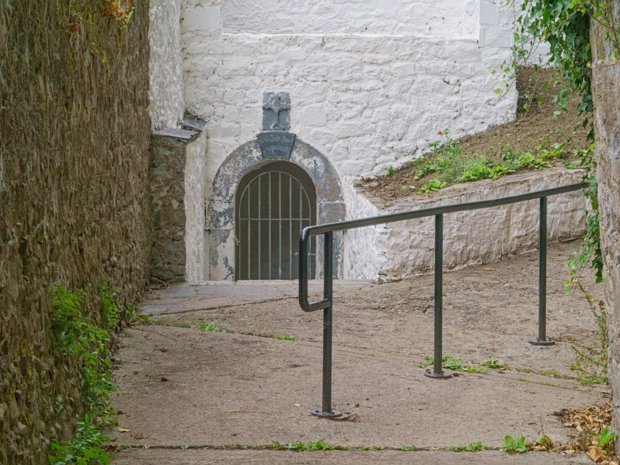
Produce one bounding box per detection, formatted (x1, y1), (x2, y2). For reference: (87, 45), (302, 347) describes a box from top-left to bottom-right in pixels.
(598, 426), (616, 448)
(49, 283), (125, 464)
(50, 284), (116, 415)
(419, 179), (447, 193)
(123, 304), (150, 326)
(385, 166), (397, 177)
(273, 333), (296, 342)
(503, 434), (528, 454)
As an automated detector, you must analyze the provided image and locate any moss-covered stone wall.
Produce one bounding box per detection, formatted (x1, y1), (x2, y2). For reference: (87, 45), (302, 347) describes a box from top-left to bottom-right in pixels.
(0, 1), (151, 463)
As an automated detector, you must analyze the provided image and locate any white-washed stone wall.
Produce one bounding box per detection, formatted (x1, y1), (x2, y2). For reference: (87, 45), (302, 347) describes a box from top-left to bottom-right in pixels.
(184, 131), (208, 283)
(344, 169), (587, 280)
(147, 0), (567, 281)
(221, 0), (478, 37)
(182, 0), (518, 190)
(149, 0), (184, 130)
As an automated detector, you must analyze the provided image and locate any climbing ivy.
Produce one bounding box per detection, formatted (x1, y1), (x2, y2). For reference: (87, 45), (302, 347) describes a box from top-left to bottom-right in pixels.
(514, 0), (593, 115)
(513, 0), (620, 282)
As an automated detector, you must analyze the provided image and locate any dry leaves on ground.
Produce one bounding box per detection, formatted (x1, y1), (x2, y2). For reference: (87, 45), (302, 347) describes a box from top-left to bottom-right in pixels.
(556, 404), (618, 465)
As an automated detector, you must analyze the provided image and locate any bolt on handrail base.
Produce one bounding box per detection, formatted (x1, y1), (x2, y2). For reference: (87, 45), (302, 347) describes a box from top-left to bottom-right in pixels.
(424, 370), (452, 379)
(529, 338), (555, 346)
(312, 409), (342, 418)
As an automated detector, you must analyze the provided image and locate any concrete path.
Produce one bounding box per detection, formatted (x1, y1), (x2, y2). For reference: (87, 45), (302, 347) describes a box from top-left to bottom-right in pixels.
(110, 241), (608, 464)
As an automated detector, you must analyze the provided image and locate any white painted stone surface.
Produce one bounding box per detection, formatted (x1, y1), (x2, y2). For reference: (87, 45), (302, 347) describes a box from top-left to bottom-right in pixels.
(149, 0), (184, 130)
(184, 131), (208, 284)
(344, 169), (587, 280)
(146, 0), (565, 282)
(221, 0), (478, 37)
(182, 0), (518, 188)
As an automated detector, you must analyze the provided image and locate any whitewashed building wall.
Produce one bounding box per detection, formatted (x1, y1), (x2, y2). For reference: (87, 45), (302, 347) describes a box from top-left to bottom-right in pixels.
(147, 0), (576, 282)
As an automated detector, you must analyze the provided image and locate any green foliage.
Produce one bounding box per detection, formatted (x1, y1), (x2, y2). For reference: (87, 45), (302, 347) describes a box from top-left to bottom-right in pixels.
(565, 234), (608, 386)
(193, 322), (221, 333)
(399, 445), (417, 451)
(420, 355), (505, 374)
(268, 440), (342, 452)
(536, 435), (554, 450)
(98, 281), (121, 332)
(516, 0), (608, 282)
(411, 132), (575, 194)
(385, 165), (397, 177)
(48, 417), (109, 465)
(503, 434), (528, 454)
(354, 444), (383, 451)
(419, 179), (447, 193)
(50, 284), (115, 414)
(49, 282), (125, 464)
(267, 440), (388, 452)
(273, 333), (296, 342)
(445, 441), (487, 452)
(597, 426), (616, 448)
(122, 305), (150, 325)
(514, 0), (593, 115)
(480, 359), (506, 369)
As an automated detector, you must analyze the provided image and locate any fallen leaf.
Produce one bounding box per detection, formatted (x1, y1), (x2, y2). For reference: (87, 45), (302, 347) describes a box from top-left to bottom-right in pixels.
(587, 445), (605, 462)
(117, 427), (130, 433)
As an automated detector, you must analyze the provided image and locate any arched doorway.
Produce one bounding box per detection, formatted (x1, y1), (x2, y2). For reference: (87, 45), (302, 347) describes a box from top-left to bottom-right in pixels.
(235, 161), (316, 280)
(207, 136), (344, 281)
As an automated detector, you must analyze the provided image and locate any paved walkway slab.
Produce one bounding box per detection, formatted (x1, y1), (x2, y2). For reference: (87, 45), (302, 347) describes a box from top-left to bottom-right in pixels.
(111, 241), (608, 464)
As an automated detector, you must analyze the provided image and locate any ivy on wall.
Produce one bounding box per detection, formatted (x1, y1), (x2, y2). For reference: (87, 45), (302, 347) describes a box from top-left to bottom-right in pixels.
(513, 0), (620, 281)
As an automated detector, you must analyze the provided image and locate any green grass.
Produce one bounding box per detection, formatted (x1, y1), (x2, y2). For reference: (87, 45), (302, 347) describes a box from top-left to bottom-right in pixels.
(420, 355), (506, 374)
(597, 426), (616, 448)
(407, 132), (591, 194)
(267, 440), (347, 452)
(442, 441), (487, 452)
(193, 322), (221, 333)
(272, 333), (296, 342)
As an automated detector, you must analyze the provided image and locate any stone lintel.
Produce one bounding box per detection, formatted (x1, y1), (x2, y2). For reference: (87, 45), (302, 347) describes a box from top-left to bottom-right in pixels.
(153, 127), (200, 142)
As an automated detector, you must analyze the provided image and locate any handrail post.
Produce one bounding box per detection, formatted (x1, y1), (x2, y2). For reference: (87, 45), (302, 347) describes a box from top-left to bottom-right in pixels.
(530, 197), (554, 346)
(313, 232), (342, 417)
(425, 214), (452, 379)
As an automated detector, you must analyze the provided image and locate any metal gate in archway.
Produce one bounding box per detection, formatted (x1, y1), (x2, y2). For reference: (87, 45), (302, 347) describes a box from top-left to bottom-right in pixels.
(235, 161), (316, 280)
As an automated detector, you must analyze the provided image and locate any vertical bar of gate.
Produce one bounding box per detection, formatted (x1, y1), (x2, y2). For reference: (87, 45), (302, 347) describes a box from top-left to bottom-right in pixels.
(313, 231), (342, 417)
(530, 196), (554, 345)
(425, 214), (452, 379)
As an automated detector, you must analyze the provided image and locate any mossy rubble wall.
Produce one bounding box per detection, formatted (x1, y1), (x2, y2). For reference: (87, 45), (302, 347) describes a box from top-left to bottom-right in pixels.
(0, 1), (151, 464)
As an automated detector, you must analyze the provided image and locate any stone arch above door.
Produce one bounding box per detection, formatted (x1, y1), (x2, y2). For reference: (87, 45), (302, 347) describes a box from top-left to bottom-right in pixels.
(207, 135), (345, 280)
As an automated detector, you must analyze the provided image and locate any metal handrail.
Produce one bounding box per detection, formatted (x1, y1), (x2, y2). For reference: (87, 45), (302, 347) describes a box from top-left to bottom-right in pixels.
(298, 182), (585, 417)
